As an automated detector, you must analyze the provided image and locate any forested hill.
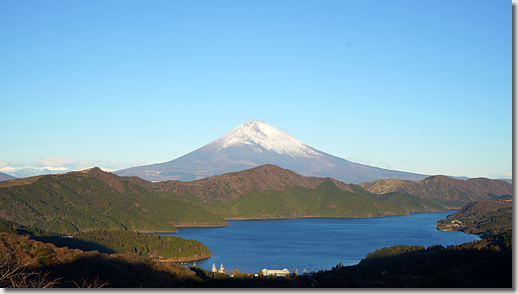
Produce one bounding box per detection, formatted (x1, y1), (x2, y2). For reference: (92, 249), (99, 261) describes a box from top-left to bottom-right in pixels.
(359, 175), (512, 208)
(0, 166), (446, 233)
(152, 164), (356, 203)
(0, 165), (512, 234)
(0, 169), (227, 234)
(150, 165), (511, 210)
(436, 197), (512, 238)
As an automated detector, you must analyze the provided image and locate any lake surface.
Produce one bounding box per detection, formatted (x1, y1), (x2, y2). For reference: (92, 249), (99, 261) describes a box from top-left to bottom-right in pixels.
(160, 211), (479, 274)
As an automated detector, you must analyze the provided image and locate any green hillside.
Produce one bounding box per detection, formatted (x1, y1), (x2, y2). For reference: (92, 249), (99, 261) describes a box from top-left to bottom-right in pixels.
(375, 192), (449, 213)
(73, 230), (212, 260)
(1, 165), (509, 233)
(0, 172), (227, 234)
(207, 180), (447, 219)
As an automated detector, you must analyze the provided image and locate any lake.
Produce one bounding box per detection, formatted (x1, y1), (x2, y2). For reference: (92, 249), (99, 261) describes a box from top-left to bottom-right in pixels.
(160, 211), (479, 274)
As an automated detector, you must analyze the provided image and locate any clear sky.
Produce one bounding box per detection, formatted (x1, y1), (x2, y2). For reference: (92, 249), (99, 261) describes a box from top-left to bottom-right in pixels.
(0, 0), (512, 179)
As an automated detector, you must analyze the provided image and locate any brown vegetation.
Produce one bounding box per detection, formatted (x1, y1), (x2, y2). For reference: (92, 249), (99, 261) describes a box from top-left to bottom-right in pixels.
(446, 198), (512, 219)
(436, 198), (512, 238)
(0, 232), (199, 288)
(359, 175), (512, 208)
(153, 164), (355, 203)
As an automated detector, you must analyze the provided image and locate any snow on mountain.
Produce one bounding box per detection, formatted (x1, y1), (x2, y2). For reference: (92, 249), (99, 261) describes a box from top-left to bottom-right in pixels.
(202, 121), (321, 158)
(0, 166), (120, 179)
(115, 120), (429, 184)
(1, 167), (73, 178)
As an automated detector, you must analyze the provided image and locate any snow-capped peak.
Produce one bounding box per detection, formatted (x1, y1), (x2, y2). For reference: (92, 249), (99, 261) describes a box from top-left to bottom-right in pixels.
(204, 121), (321, 158)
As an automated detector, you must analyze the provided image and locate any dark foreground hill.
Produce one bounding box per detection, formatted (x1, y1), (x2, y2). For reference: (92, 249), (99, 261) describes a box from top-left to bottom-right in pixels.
(1, 228), (510, 288)
(0, 232), (202, 288)
(0, 191), (512, 288)
(310, 231), (511, 288)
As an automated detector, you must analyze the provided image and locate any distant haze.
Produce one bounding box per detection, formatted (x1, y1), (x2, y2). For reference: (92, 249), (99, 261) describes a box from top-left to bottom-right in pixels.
(115, 121), (428, 184)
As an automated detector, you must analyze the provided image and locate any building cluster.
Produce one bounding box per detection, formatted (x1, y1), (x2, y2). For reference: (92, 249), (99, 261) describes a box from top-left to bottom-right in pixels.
(210, 263), (291, 278)
(450, 219), (463, 228)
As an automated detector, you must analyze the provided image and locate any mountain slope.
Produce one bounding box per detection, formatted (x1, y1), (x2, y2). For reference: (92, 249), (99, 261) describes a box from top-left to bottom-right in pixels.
(2, 168), (73, 179)
(359, 175), (513, 208)
(0, 169), (227, 234)
(1, 164), (510, 233)
(0, 165), (451, 232)
(436, 198), (512, 238)
(150, 165), (449, 219)
(152, 164), (356, 203)
(206, 180), (418, 219)
(149, 164), (511, 211)
(0, 172), (16, 182)
(115, 121), (428, 184)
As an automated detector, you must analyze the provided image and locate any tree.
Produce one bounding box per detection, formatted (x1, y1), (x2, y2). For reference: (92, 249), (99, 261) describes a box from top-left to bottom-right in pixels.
(0, 237), (61, 288)
(257, 271), (264, 279)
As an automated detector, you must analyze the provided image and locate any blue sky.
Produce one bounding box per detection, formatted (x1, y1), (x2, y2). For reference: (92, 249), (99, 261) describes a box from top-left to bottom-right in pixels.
(0, 0), (512, 179)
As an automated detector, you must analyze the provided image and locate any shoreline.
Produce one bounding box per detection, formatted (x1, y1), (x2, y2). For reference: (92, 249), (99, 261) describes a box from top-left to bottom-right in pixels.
(149, 210), (456, 231)
(222, 213), (410, 221)
(157, 253), (213, 263)
(221, 209), (452, 221)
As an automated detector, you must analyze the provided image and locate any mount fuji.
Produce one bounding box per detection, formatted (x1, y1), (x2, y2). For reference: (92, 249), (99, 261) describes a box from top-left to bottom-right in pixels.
(115, 121), (428, 184)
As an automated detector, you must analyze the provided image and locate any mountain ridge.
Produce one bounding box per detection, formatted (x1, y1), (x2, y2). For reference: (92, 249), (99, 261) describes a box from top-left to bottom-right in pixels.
(359, 175), (513, 208)
(0, 164), (511, 234)
(149, 164), (512, 209)
(0, 172), (16, 182)
(152, 164), (356, 203)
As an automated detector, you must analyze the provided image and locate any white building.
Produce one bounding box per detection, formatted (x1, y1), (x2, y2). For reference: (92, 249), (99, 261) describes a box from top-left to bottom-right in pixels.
(262, 268), (290, 278)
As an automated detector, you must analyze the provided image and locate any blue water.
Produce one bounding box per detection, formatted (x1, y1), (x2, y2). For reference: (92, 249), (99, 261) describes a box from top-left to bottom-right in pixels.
(159, 211), (479, 274)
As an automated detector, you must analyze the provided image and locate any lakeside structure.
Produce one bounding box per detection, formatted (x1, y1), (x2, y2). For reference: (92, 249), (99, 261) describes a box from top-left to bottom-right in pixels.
(212, 263), (225, 274)
(262, 268), (290, 278)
